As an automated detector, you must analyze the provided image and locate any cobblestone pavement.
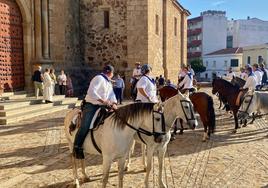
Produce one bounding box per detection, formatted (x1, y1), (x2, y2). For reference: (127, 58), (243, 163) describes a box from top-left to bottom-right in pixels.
(0, 91), (267, 188)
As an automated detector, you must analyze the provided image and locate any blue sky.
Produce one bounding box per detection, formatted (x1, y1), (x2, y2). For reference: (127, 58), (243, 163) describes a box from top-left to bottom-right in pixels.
(179, 0), (268, 20)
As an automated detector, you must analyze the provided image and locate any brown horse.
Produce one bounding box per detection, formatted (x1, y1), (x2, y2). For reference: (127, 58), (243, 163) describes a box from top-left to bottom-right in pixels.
(212, 78), (241, 133)
(159, 86), (216, 141)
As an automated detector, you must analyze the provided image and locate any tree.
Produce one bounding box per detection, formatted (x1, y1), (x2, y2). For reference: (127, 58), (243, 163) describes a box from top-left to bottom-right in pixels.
(190, 58), (206, 74)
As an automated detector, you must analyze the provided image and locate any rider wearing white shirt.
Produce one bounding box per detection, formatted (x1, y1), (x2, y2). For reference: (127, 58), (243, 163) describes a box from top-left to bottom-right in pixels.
(178, 67), (194, 94)
(240, 68), (248, 80)
(236, 67), (257, 105)
(73, 65), (117, 159)
(253, 64), (263, 89)
(226, 67), (236, 81)
(136, 64), (158, 103)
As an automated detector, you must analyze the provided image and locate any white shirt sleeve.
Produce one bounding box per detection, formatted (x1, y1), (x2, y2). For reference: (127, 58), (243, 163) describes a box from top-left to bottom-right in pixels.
(179, 76), (187, 87)
(87, 76), (103, 101)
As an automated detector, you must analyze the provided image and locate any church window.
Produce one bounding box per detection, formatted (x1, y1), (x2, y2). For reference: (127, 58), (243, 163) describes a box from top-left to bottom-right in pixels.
(104, 10), (110, 28)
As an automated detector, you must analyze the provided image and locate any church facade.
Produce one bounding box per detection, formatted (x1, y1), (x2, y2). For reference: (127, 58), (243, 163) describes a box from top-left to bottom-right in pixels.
(0, 0), (189, 94)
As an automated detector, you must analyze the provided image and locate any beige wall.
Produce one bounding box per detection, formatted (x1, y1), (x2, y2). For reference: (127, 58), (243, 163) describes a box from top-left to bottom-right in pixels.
(163, 0), (185, 83)
(147, 0), (164, 77)
(243, 46), (268, 67)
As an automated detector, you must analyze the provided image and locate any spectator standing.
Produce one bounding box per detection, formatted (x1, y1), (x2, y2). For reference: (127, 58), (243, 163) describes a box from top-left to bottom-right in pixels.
(49, 69), (57, 95)
(32, 66), (43, 99)
(113, 74), (125, 104)
(158, 75), (165, 88)
(66, 74), (74, 97)
(58, 70), (67, 95)
(43, 68), (53, 103)
(253, 64), (263, 90)
(226, 67), (236, 81)
(260, 63), (268, 87)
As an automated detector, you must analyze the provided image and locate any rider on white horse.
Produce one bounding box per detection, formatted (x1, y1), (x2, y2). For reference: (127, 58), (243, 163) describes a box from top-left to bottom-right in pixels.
(73, 65), (117, 159)
(136, 64), (158, 103)
(236, 66), (257, 106)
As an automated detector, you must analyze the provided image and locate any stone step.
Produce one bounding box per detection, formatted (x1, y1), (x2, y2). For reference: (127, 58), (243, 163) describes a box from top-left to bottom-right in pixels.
(0, 103), (54, 117)
(1, 91), (27, 97)
(0, 104), (75, 125)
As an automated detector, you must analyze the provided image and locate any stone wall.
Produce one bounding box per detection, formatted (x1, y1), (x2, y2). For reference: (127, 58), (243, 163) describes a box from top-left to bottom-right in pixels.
(80, 0), (128, 73)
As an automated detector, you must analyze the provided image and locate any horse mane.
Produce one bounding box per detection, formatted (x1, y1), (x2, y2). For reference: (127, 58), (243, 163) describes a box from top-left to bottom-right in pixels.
(216, 78), (239, 89)
(111, 103), (155, 129)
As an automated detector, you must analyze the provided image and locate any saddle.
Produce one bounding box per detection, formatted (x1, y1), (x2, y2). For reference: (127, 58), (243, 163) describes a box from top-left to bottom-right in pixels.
(92, 107), (113, 130)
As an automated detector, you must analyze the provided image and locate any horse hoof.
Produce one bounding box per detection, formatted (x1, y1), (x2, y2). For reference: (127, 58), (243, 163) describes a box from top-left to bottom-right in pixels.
(232, 129), (237, 134)
(144, 167), (147, 172)
(178, 131), (183, 135)
(124, 166), (129, 172)
(82, 177), (90, 183)
(202, 139), (206, 142)
(170, 136), (176, 141)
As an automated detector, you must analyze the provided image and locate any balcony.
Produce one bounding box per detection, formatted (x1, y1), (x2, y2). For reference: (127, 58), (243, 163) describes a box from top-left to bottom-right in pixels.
(187, 52), (202, 59)
(187, 28), (202, 36)
(187, 40), (202, 48)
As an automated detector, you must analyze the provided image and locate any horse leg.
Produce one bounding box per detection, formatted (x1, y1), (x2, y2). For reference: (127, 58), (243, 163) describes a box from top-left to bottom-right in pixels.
(125, 140), (135, 171)
(144, 147), (154, 188)
(203, 125), (208, 142)
(102, 156), (112, 188)
(179, 119), (184, 135)
(118, 157), (126, 188)
(71, 155), (80, 187)
(233, 112), (239, 133)
(157, 147), (167, 188)
(142, 144), (147, 171)
(249, 113), (255, 124)
(243, 119), (248, 127)
(171, 119), (178, 140)
(81, 159), (90, 183)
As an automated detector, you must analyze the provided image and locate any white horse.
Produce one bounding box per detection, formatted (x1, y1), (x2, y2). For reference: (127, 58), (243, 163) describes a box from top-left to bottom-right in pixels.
(64, 102), (167, 188)
(126, 93), (198, 188)
(238, 91), (268, 121)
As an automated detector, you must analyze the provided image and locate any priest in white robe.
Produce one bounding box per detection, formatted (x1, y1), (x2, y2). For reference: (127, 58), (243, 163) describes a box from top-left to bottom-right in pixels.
(43, 68), (53, 103)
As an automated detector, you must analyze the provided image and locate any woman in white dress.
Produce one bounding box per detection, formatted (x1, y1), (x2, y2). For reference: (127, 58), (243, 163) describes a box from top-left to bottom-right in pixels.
(43, 68), (53, 103)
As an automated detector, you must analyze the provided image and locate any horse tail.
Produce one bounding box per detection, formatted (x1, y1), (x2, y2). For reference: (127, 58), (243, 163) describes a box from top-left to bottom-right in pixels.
(207, 95), (216, 133)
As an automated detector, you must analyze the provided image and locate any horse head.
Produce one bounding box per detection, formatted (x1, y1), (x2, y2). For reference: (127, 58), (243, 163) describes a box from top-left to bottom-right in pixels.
(212, 78), (219, 95)
(164, 92), (198, 130)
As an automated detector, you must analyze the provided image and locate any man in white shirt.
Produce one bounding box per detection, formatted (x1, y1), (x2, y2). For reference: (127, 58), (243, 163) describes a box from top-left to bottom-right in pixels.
(136, 64), (158, 103)
(178, 67), (194, 94)
(131, 62), (142, 100)
(73, 65), (117, 159)
(226, 67), (236, 81)
(240, 67), (248, 80)
(187, 64), (195, 77)
(253, 64), (263, 90)
(236, 67), (257, 105)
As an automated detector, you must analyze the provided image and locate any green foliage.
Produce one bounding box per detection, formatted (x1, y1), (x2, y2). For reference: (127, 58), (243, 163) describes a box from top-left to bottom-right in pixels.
(190, 59), (206, 73)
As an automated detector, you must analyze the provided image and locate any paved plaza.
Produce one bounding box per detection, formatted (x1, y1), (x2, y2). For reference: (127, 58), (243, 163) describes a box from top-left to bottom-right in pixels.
(0, 92), (267, 188)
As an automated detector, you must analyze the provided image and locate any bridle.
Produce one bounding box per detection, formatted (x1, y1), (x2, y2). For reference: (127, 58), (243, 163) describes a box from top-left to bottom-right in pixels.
(126, 99), (196, 145)
(180, 100), (196, 121)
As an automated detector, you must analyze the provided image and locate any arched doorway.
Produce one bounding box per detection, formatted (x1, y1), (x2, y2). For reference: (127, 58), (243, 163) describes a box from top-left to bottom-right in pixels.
(0, 0), (24, 91)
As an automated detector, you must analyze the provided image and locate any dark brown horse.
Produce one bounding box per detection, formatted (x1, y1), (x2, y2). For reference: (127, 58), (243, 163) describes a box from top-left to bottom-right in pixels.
(212, 78), (241, 133)
(159, 86), (216, 141)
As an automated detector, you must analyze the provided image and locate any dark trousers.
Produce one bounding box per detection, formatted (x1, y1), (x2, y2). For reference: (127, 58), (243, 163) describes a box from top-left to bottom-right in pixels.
(114, 88), (123, 104)
(59, 85), (66, 95)
(73, 103), (99, 159)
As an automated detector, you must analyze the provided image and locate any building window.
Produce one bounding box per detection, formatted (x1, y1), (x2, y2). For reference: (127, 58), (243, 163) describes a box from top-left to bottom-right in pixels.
(205, 73), (208, 79)
(213, 61), (216, 68)
(156, 14), (159, 35)
(258, 56), (263, 63)
(247, 56), (251, 64)
(231, 59), (239, 67)
(104, 10), (110, 28)
(224, 60), (228, 67)
(174, 17), (177, 36)
(227, 36), (233, 48)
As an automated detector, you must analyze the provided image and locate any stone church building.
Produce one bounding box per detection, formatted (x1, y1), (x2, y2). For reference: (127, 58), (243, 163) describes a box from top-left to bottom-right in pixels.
(0, 0), (189, 95)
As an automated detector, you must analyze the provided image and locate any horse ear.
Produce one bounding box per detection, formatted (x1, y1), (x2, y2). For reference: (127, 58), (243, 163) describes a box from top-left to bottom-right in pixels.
(184, 90), (190, 98)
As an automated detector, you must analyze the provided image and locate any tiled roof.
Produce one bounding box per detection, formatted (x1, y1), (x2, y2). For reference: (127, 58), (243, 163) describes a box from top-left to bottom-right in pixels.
(205, 47), (243, 56)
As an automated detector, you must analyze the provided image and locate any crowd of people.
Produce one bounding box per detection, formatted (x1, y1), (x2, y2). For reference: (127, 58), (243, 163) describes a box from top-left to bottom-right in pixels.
(32, 66), (74, 103)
